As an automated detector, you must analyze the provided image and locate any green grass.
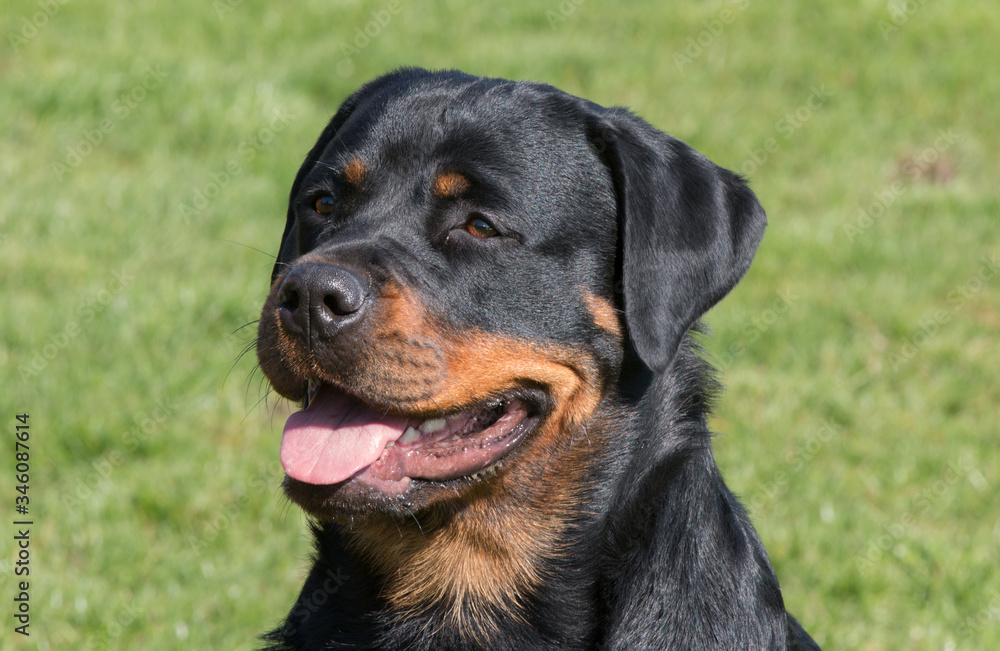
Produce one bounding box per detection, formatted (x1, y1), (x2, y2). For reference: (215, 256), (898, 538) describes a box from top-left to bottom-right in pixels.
(2, 0), (997, 648)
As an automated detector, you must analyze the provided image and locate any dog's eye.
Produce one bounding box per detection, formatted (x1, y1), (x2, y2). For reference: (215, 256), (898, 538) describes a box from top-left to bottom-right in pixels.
(464, 215), (498, 238)
(313, 195), (336, 215)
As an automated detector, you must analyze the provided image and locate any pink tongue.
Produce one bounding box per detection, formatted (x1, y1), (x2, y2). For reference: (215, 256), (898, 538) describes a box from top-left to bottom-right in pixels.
(280, 386), (410, 485)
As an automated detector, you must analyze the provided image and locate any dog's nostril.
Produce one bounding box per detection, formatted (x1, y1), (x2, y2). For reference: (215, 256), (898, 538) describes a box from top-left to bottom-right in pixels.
(323, 283), (365, 316)
(278, 286), (301, 312)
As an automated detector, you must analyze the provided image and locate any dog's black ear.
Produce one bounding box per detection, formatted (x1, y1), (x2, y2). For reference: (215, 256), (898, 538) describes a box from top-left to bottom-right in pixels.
(593, 108), (766, 373)
(270, 68), (434, 283)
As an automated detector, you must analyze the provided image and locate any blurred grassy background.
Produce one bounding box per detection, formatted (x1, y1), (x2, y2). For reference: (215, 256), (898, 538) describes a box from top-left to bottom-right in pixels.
(2, 0), (997, 648)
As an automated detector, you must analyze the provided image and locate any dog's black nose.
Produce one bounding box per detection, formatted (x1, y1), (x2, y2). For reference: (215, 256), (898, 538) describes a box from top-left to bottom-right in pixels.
(277, 263), (369, 338)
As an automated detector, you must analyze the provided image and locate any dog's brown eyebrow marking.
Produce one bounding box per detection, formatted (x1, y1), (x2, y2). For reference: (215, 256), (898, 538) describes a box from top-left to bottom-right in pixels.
(583, 292), (623, 338)
(432, 171), (470, 198)
(343, 158), (367, 185)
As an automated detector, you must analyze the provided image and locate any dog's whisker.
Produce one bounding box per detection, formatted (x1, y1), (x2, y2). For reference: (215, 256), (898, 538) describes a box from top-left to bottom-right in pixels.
(408, 512), (425, 540)
(216, 238), (277, 261)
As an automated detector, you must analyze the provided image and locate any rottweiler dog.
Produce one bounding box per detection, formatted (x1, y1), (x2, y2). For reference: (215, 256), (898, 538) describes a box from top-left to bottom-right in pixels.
(256, 68), (820, 650)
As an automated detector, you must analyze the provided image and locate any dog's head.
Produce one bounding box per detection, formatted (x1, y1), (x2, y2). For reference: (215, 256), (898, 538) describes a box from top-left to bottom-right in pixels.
(257, 68), (765, 520)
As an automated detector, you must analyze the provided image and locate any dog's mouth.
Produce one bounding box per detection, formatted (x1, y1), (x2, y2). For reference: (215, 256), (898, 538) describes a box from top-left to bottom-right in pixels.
(280, 381), (540, 495)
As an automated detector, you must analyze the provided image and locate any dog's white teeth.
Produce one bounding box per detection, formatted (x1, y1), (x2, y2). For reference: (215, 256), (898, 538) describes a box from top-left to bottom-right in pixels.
(399, 427), (422, 445)
(303, 380), (319, 408)
(419, 418), (447, 433)
(385, 440), (395, 448)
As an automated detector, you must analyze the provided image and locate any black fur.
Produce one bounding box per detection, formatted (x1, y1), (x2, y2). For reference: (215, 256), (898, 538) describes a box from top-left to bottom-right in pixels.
(256, 68), (820, 650)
